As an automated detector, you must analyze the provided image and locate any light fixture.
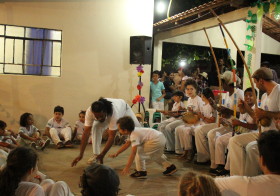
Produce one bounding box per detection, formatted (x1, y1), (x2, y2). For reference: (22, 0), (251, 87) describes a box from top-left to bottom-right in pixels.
(179, 60), (186, 67)
(156, 1), (166, 14)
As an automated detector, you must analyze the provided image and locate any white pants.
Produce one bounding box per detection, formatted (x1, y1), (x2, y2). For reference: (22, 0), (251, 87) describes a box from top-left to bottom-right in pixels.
(245, 141), (261, 176)
(208, 126), (231, 168)
(227, 131), (259, 176)
(215, 132), (232, 165)
(161, 119), (184, 152)
(175, 121), (204, 151)
(194, 123), (218, 162)
(158, 118), (176, 133)
(135, 134), (171, 171)
(49, 127), (72, 145)
(152, 101), (164, 110)
(0, 149), (8, 169)
(91, 104), (141, 155)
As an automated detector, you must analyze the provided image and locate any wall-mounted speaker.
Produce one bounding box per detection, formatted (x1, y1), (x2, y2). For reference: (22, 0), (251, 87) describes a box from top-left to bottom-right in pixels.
(130, 36), (152, 65)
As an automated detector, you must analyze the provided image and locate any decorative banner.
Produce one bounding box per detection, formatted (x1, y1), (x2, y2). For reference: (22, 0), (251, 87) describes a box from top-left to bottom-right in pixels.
(132, 65), (145, 105)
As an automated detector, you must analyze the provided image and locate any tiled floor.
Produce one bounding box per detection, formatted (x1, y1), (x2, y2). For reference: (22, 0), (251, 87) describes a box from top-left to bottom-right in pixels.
(38, 143), (210, 196)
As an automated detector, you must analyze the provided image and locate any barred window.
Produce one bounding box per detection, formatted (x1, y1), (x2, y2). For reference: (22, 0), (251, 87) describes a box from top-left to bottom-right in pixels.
(0, 24), (62, 76)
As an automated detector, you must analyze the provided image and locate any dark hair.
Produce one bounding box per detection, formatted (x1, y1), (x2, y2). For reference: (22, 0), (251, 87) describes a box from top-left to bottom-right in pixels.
(54, 105), (64, 115)
(225, 58), (235, 66)
(261, 61), (270, 68)
(152, 70), (162, 77)
(185, 78), (198, 91)
(172, 91), (184, 98)
(117, 116), (135, 132)
(79, 110), (86, 116)
(80, 163), (120, 196)
(201, 88), (215, 100)
(19, 112), (32, 127)
(258, 130), (280, 174)
(0, 120), (7, 130)
(0, 147), (38, 196)
(91, 98), (113, 116)
(244, 87), (258, 97)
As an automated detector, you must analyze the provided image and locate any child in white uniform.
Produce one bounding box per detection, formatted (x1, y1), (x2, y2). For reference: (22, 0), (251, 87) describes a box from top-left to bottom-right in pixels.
(212, 88), (257, 175)
(175, 88), (216, 160)
(45, 106), (72, 149)
(158, 91), (185, 152)
(72, 110), (92, 144)
(19, 113), (50, 150)
(194, 71), (244, 166)
(109, 116), (177, 178)
(0, 120), (18, 152)
(173, 79), (204, 155)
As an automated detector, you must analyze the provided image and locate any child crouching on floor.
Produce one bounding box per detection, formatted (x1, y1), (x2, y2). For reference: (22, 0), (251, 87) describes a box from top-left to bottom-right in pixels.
(109, 116), (177, 178)
(19, 113), (50, 150)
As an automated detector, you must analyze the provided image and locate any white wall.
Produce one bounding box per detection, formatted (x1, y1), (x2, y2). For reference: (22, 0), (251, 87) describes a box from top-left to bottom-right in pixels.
(153, 20), (280, 71)
(0, 0), (154, 130)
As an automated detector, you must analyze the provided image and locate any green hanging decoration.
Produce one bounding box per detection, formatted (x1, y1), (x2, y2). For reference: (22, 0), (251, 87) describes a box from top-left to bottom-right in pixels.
(257, 6), (264, 21)
(247, 25), (251, 31)
(244, 40), (254, 51)
(251, 25), (256, 33)
(248, 10), (253, 17)
(246, 35), (253, 40)
(251, 14), (257, 23)
(263, 2), (270, 13)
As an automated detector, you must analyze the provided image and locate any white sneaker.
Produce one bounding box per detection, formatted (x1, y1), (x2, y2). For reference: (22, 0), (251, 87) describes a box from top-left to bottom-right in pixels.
(87, 154), (98, 165)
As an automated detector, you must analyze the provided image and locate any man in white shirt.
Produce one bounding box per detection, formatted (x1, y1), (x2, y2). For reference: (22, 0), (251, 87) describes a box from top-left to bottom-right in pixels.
(215, 130), (280, 196)
(228, 67), (280, 176)
(71, 98), (141, 166)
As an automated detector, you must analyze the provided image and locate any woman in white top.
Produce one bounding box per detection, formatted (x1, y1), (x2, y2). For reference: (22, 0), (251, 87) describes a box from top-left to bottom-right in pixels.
(0, 147), (73, 196)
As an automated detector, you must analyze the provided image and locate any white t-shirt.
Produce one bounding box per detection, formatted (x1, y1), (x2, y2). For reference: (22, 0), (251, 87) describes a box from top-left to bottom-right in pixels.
(129, 127), (162, 147)
(19, 125), (39, 137)
(15, 182), (45, 196)
(223, 88), (244, 111)
(46, 118), (70, 131)
(75, 121), (84, 135)
(239, 105), (255, 124)
(187, 95), (204, 113)
(215, 174), (280, 196)
(201, 103), (215, 119)
(171, 101), (185, 111)
(85, 98), (140, 130)
(260, 84), (280, 131)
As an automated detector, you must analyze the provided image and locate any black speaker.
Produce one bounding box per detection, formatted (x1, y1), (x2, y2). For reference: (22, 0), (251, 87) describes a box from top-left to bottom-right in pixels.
(130, 36), (152, 64)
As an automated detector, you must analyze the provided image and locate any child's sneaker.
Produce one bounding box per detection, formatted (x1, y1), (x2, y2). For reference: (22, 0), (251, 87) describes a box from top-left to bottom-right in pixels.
(163, 164), (177, 176)
(41, 139), (51, 151)
(130, 170), (147, 179)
